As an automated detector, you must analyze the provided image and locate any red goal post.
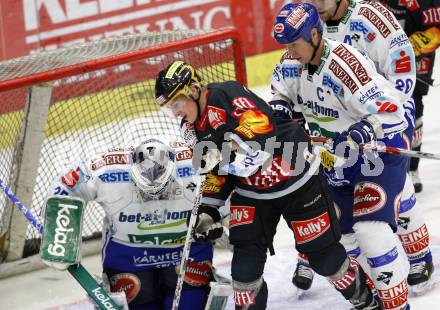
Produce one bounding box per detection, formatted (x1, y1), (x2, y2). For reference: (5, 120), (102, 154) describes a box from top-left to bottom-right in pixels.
(0, 27), (246, 270)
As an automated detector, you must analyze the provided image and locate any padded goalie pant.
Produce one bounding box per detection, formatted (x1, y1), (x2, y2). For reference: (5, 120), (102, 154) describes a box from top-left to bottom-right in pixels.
(104, 266), (209, 310)
(229, 173), (349, 309)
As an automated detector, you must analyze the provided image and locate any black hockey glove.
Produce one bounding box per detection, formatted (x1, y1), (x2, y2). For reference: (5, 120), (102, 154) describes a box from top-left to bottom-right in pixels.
(192, 204), (223, 243)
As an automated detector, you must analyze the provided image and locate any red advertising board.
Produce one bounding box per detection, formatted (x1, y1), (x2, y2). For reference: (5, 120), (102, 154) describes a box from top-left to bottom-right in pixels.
(0, 0), (290, 61)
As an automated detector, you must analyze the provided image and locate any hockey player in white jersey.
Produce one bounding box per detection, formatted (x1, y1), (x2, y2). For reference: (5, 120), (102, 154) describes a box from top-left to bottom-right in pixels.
(42, 139), (214, 310)
(289, 0), (434, 295)
(271, 3), (412, 309)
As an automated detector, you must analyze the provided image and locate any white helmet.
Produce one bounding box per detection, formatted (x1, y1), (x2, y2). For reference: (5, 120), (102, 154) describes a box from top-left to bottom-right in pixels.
(130, 139), (175, 198)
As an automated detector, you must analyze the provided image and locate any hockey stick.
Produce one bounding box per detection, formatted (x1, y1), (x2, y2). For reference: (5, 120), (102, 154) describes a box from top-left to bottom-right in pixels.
(416, 76), (439, 87)
(0, 178), (121, 310)
(311, 136), (440, 160)
(172, 174), (207, 310)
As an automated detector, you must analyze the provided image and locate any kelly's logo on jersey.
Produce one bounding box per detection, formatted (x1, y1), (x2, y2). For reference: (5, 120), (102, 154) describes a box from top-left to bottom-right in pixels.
(291, 212), (331, 244)
(230, 206), (255, 228)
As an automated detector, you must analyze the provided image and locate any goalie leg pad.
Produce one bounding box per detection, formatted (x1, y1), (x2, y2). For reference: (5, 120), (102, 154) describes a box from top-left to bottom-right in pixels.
(104, 269), (150, 306)
(40, 196), (85, 270)
(354, 221), (408, 310)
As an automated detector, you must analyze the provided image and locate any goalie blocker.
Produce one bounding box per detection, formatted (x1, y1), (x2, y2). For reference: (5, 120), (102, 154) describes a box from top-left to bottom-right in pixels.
(40, 196), (85, 270)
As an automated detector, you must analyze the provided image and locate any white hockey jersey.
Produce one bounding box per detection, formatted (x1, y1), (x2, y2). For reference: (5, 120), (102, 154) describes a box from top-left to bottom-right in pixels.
(323, 0), (416, 100)
(270, 39), (408, 139)
(49, 143), (210, 271)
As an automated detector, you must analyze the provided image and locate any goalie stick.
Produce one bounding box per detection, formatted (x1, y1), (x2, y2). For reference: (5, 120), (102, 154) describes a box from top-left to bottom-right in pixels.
(172, 174), (207, 310)
(0, 178), (121, 310)
(311, 136), (440, 160)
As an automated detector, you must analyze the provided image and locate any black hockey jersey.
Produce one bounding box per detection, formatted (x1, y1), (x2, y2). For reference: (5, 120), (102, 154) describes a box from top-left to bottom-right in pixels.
(194, 81), (320, 206)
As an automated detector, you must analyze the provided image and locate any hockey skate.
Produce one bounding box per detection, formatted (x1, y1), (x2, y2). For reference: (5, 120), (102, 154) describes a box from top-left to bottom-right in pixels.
(292, 261), (314, 291)
(408, 260), (435, 295)
(409, 170), (423, 193)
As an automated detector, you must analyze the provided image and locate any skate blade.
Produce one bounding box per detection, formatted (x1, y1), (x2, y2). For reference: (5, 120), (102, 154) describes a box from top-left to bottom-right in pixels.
(295, 288), (307, 299)
(410, 278), (438, 296)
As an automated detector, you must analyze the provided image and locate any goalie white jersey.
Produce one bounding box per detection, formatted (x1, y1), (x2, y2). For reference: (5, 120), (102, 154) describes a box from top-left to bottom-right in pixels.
(323, 0), (416, 100)
(49, 143), (211, 271)
(271, 38), (408, 139)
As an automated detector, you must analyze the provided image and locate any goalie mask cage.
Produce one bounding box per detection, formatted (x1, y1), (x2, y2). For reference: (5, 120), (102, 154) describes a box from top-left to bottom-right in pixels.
(0, 28), (245, 271)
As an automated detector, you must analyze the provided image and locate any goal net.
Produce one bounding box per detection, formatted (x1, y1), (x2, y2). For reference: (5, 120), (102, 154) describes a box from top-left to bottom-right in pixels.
(0, 28), (246, 270)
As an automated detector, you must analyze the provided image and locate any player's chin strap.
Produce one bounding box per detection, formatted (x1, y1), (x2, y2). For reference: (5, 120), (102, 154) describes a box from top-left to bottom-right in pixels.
(311, 136), (440, 160)
(190, 83), (203, 119)
(309, 36), (322, 64)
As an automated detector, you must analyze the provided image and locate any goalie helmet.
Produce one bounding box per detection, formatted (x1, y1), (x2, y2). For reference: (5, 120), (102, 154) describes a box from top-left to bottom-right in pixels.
(130, 139), (175, 198)
(273, 3), (322, 44)
(155, 61), (202, 106)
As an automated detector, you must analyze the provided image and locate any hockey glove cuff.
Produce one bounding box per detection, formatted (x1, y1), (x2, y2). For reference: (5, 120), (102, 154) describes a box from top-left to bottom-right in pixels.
(333, 119), (376, 147)
(192, 204), (223, 243)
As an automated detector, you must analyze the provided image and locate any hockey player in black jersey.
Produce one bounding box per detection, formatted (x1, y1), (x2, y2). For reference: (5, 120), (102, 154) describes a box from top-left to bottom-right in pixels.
(155, 61), (379, 309)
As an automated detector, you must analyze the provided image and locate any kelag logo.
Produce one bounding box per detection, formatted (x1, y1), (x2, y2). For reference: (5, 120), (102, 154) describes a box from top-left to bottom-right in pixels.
(128, 231), (186, 245)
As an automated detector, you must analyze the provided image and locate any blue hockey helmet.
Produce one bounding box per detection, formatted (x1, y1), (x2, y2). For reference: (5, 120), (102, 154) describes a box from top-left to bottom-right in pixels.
(273, 3), (323, 45)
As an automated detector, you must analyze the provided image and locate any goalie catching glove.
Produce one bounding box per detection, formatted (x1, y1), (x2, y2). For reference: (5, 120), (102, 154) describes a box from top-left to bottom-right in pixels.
(409, 27), (440, 57)
(191, 204), (223, 242)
